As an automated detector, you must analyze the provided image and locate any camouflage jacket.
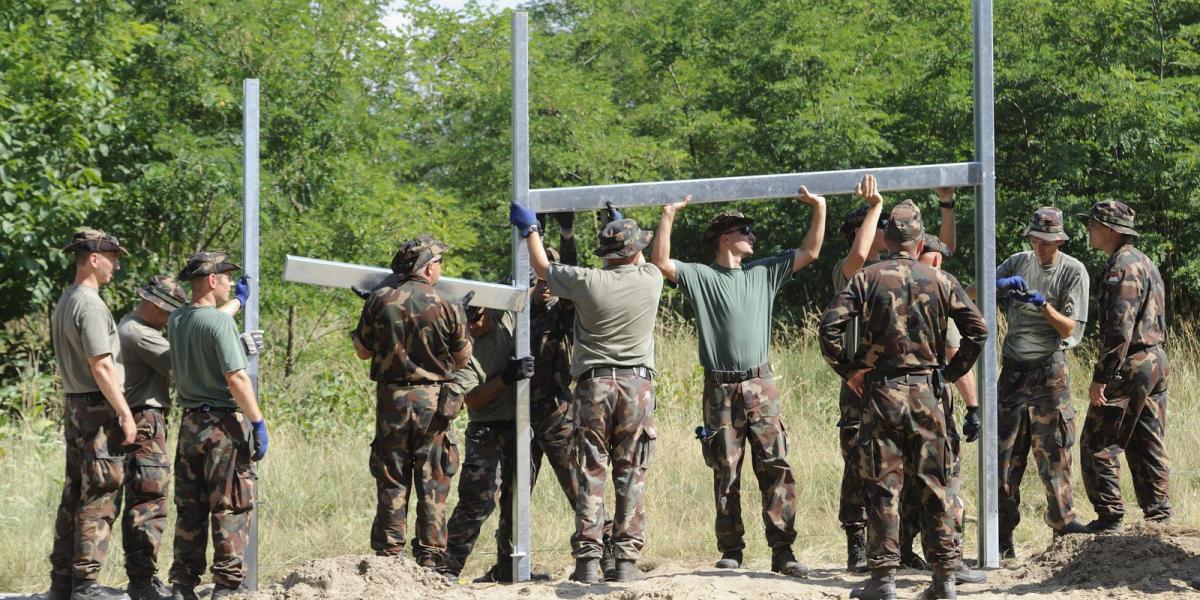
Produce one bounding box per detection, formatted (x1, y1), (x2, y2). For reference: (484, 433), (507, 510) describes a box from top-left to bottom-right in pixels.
(353, 274), (472, 383)
(1092, 243), (1166, 384)
(819, 251), (988, 383)
(530, 235), (576, 403)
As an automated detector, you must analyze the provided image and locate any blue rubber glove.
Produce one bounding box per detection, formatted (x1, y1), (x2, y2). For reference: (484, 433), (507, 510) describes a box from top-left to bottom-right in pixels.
(250, 420), (269, 461)
(235, 276), (252, 305)
(996, 275), (1028, 292)
(1013, 290), (1047, 309)
(606, 201), (623, 223)
(509, 202), (539, 238)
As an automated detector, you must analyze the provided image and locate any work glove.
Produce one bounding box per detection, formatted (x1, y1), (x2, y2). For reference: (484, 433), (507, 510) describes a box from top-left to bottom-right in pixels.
(694, 425), (712, 440)
(962, 406), (981, 443)
(250, 420), (269, 461)
(553, 211), (575, 231)
(500, 355), (535, 384)
(996, 275), (1028, 292)
(235, 276), (252, 306)
(240, 330), (265, 356)
(459, 290), (476, 311)
(1012, 289), (1047, 309)
(597, 201), (624, 226)
(351, 285), (371, 300)
(509, 202), (539, 238)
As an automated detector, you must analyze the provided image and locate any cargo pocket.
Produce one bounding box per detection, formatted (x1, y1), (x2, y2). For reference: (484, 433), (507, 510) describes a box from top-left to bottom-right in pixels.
(227, 464), (257, 514)
(83, 445), (124, 494)
(130, 453), (170, 498)
(440, 431), (460, 477)
(858, 436), (877, 480)
(1057, 405), (1077, 451)
(700, 426), (722, 469)
(637, 425), (657, 468)
(368, 439), (382, 479)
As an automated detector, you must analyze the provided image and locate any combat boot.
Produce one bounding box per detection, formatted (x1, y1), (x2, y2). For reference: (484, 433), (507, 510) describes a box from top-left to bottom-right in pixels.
(714, 550), (742, 569)
(70, 580), (130, 600)
(998, 530), (1015, 560)
(920, 572), (956, 599)
(601, 533), (616, 580)
(168, 584), (198, 600)
(846, 529), (868, 573)
(45, 573), (73, 600)
(900, 544), (929, 571)
(569, 558), (602, 584)
(953, 563), (987, 584)
(850, 569), (897, 600)
(1054, 520), (1092, 536)
(471, 563), (551, 583)
(612, 559), (644, 583)
(126, 577), (171, 600)
(1085, 515), (1122, 533)
(209, 585), (241, 600)
(770, 547), (810, 578)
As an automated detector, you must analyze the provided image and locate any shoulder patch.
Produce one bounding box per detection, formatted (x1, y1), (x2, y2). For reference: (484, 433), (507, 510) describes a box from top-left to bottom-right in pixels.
(1104, 269), (1121, 287)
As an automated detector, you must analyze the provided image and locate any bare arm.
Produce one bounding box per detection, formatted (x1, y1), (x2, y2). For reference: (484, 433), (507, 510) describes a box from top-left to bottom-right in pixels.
(526, 230), (551, 281)
(946, 346), (978, 408)
(89, 354), (136, 444)
(1041, 303), (1077, 339)
(225, 369), (264, 422)
(218, 299), (242, 316)
(842, 175), (885, 280)
(464, 376), (507, 410)
(792, 187), (826, 272)
(651, 195), (691, 282)
(936, 187), (957, 255)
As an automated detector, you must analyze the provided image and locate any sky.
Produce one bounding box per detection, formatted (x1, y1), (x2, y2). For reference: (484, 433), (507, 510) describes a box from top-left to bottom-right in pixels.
(382, 0), (524, 31)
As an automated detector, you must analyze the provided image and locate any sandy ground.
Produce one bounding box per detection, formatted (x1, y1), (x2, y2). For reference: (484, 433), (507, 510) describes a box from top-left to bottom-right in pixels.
(7, 523), (1200, 600)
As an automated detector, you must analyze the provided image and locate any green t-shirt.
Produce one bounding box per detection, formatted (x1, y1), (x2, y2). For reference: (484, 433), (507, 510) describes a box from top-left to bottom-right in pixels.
(547, 262), (663, 377)
(450, 311), (516, 423)
(118, 314), (172, 409)
(52, 284), (123, 394)
(167, 305), (247, 410)
(996, 251), (1090, 361)
(672, 251), (795, 371)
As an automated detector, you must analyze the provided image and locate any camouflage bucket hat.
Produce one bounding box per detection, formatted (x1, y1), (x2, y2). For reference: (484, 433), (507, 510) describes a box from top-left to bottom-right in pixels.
(1076, 200), (1138, 236)
(920, 234), (953, 258)
(62, 229), (129, 255)
(390, 234), (448, 274)
(1024, 207), (1069, 242)
(138, 275), (188, 313)
(885, 200), (924, 244)
(594, 218), (653, 259)
(838, 206), (889, 241)
(178, 251), (242, 281)
(701, 211), (755, 246)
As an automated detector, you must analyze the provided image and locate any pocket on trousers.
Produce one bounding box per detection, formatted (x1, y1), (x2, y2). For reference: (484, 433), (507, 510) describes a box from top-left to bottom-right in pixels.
(84, 446), (123, 494)
(130, 454), (170, 496)
(368, 439), (383, 479)
(227, 464), (257, 514)
(441, 431), (460, 477)
(638, 425), (658, 467)
(699, 426), (721, 469)
(1057, 405), (1077, 450)
(858, 436), (877, 480)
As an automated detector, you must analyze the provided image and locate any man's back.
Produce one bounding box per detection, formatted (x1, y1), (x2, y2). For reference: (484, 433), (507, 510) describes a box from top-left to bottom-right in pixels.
(356, 276), (471, 383)
(168, 305), (244, 409)
(547, 263), (663, 377)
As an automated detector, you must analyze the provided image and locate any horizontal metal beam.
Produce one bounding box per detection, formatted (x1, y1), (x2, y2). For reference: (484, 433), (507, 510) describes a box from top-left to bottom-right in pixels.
(529, 162), (980, 212)
(283, 255), (528, 313)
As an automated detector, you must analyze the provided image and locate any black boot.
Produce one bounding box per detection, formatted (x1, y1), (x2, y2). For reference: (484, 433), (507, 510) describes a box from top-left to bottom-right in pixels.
(569, 558), (601, 584)
(920, 573), (956, 599)
(601, 530), (616, 580)
(850, 569), (897, 600)
(771, 547), (810, 578)
(70, 580), (130, 600)
(168, 584), (198, 600)
(45, 573), (73, 600)
(209, 585), (241, 600)
(714, 550), (742, 569)
(846, 529), (868, 573)
(953, 562), (987, 584)
(1085, 515), (1122, 533)
(612, 559), (644, 583)
(472, 563), (551, 583)
(900, 543), (929, 571)
(998, 530), (1015, 560)
(126, 577), (170, 600)
(1054, 520), (1092, 536)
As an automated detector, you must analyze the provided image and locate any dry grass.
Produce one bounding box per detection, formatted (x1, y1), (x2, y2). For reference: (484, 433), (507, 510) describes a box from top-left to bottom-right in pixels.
(2, 323), (1198, 592)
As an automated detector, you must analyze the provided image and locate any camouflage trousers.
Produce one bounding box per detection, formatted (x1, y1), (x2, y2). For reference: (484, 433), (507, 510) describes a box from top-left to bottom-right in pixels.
(699, 373), (796, 553)
(1081, 346), (1171, 522)
(122, 408), (171, 579)
(858, 373), (957, 575)
(370, 382), (459, 563)
(50, 394), (128, 580)
(908, 386), (965, 563)
(444, 421), (518, 575)
(572, 370), (656, 560)
(531, 392), (580, 511)
(996, 353), (1076, 535)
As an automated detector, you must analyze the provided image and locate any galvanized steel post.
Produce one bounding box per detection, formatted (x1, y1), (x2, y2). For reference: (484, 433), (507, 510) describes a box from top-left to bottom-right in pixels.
(242, 78), (261, 590)
(510, 11), (533, 583)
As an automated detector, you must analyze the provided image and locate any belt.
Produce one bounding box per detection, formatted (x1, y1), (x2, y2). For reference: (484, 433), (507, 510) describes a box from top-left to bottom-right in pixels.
(65, 391), (105, 402)
(578, 366), (652, 382)
(381, 380), (446, 386)
(183, 404), (239, 414)
(865, 369), (934, 384)
(131, 405), (163, 414)
(705, 362), (771, 384)
(1002, 350), (1065, 371)
(1128, 343), (1161, 354)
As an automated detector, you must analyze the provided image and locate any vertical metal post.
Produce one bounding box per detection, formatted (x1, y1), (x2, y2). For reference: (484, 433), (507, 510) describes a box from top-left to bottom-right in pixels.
(242, 78), (261, 590)
(971, 0), (1000, 569)
(510, 11), (533, 583)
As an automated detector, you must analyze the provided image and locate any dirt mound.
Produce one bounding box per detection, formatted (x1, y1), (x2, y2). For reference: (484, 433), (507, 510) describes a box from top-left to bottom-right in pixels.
(240, 555), (472, 600)
(1026, 522), (1200, 593)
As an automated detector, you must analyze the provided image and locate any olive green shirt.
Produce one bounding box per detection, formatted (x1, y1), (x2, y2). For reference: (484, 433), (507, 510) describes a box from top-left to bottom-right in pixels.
(547, 262), (663, 378)
(672, 251), (795, 371)
(450, 311), (516, 423)
(996, 251), (1089, 360)
(52, 284), (123, 394)
(118, 314), (172, 409)
(167, 305), (247, 410)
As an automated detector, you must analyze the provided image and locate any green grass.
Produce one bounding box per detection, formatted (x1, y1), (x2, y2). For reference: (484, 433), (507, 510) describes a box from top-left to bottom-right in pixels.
(2, 319), (1199, 592)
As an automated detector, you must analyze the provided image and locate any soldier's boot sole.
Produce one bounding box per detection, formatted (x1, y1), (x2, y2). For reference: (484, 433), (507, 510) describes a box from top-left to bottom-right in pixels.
(714, 551), (742, 569)
(612, 560), (644, 583)
(569, 558), (602, 584)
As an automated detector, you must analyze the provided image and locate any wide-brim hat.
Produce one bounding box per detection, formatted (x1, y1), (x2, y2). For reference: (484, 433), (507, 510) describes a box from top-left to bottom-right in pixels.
(701, 211), (755, 246)
(1024, 206), (1069, 242)
(920, 234), (953, 258)
(178, 251), (242, 281)
(594, 218), (653, 259)
(137, 275), (187, 313)
(390, 235), (448, 274)
(63, 229), (129, 256)
(1075, 200), (1138, 236)
(838, 206), (889, 240)
(885, 200), (924, 243)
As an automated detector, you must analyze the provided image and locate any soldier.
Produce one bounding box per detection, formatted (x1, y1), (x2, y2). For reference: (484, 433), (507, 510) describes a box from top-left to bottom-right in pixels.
(352, 236), (473, 565)
(510, 203), (662, 583)
(819, 201), (987, 600)
(166, 252), (268, 600)
(1077, 200), (1170, 532)
(648, 186), (826, 578)
(117, 276), (247, 600)
(48, 229), (138, 600)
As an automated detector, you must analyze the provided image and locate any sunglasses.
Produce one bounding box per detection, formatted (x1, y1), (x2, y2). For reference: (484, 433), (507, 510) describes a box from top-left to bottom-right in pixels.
(725, 225), (753, 236)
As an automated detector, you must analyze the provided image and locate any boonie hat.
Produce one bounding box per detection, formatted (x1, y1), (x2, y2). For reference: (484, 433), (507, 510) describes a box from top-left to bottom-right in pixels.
(138, 275), (187, 313)
(1025, 207), (1069, 242)
(178, 251), (242, 281)
(594, 219), (653, 259)
(1076, 200), (1138, 237)
(885, 200), (924, 243)
(63, 229), (129, 256)
(920, 234), (953, 258)
(390, 235), (448, 274)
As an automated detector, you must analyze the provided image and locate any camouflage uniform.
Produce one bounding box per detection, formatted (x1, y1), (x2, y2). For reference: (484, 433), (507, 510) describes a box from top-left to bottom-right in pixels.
(354, 236), (472, 563)
(1078, 201), (1171, 524)
(819, 201), (987, 579)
